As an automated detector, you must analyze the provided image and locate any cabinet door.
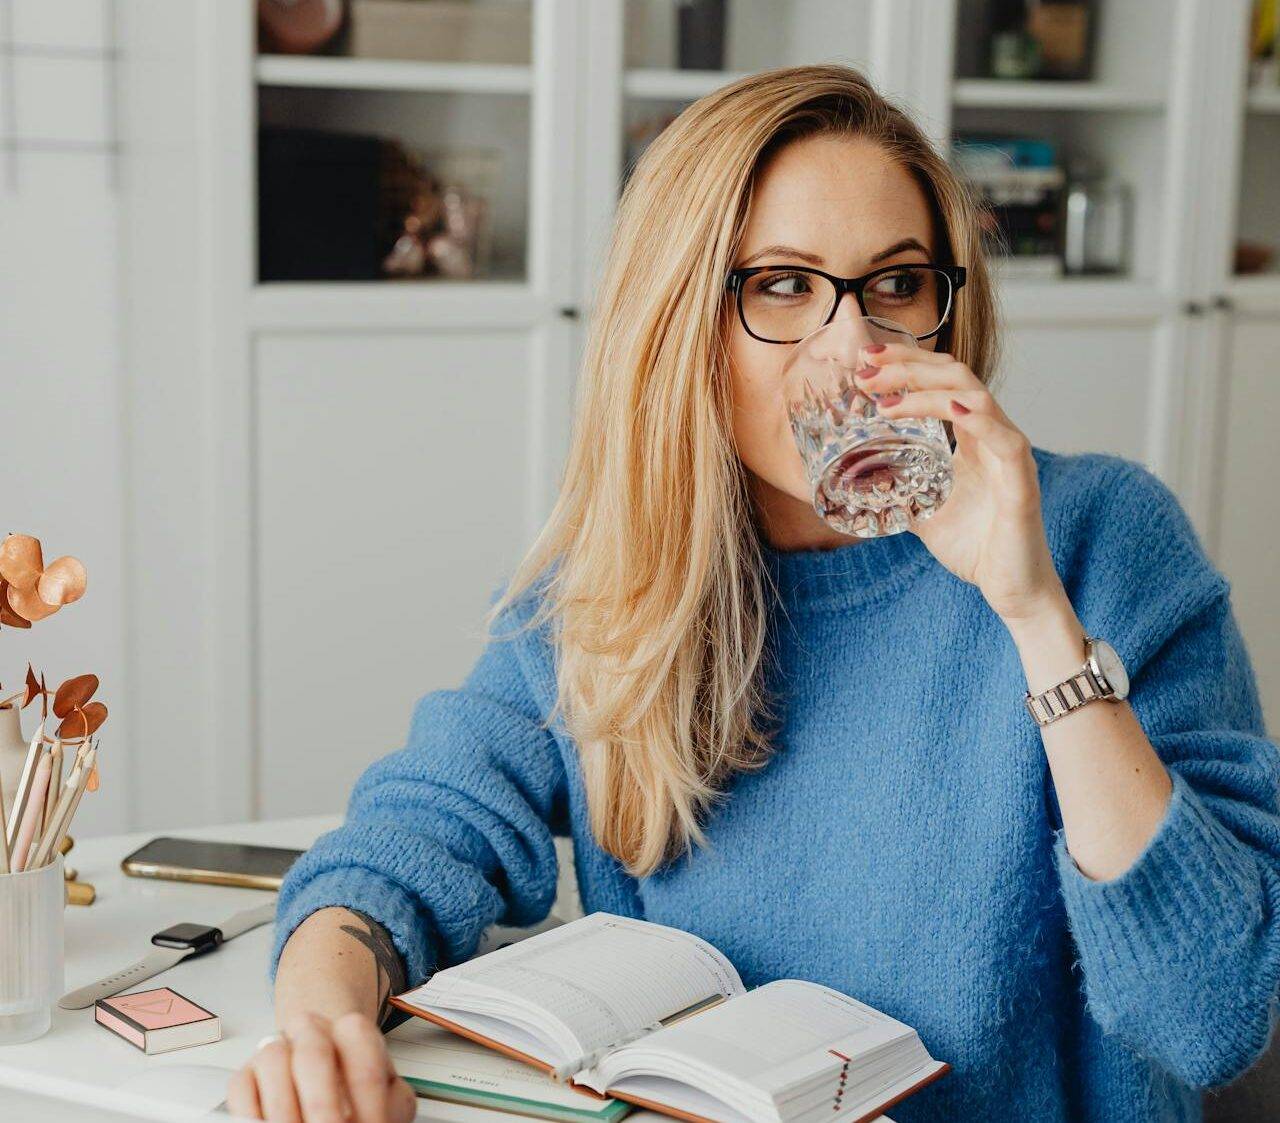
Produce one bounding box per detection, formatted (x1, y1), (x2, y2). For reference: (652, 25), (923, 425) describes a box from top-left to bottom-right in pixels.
(1215, 316), (1280, 734)
(252, 328), (556, 817)
(988, 318), (1171, 467)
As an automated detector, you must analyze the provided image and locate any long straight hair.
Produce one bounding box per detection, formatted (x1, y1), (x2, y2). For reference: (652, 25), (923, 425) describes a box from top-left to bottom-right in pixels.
(489, 65), (1000, 878)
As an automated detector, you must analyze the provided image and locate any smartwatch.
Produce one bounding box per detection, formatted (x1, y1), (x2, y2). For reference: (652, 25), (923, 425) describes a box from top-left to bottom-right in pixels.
(151, 922), (225, 956)
(59, 901), (277, 1010)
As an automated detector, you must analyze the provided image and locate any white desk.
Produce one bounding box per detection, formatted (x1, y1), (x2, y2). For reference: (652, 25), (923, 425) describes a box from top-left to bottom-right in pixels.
(0, 817), (339, 1119)
(0, 818), (892, 1123)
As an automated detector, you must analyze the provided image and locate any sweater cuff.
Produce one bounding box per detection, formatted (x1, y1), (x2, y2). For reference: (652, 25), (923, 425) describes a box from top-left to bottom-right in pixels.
(269, 866), (438, 989)
(1053, 768), (1260, 1007)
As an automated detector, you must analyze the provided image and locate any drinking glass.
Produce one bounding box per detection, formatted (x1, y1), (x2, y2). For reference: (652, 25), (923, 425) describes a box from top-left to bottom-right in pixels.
(781, 316), (954, 538)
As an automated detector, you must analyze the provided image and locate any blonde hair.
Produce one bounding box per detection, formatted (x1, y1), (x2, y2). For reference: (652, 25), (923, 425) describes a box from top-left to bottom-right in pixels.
(489, 64), (1000, 878)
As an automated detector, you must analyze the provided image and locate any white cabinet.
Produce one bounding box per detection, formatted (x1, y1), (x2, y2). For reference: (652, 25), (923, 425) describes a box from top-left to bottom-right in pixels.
(252, 330), (546, 816)
(1213, 312), (1280, 734)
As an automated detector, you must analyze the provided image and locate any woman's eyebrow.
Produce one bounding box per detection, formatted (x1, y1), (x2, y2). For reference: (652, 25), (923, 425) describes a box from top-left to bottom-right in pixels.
(738, 237), (931, 268)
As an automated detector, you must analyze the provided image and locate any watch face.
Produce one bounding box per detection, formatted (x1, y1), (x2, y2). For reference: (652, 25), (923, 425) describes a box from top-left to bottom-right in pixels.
(1091, 639), (1129, 700)
(152, 923), (221, 952)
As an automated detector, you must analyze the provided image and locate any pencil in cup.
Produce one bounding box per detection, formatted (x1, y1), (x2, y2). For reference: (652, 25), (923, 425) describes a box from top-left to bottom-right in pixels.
(10, 752), (53, 872)
(0, 761), (11, 875)
(4, 720), (46, 853)
(29, 740), (96, 871)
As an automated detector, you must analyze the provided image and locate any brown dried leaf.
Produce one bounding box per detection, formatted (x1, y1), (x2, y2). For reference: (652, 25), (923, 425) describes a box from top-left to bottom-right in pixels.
(58, 701), (107, 740)
(0, 581), (32, 629)
(6, 582), (57, 623)
(23, 664), (41, 707)
(53, 674), (98, 718)
(38, 556), (87, 607)
(0, 534), (43, 591)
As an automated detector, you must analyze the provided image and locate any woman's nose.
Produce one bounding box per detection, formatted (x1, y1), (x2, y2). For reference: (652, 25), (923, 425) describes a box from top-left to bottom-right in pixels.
(801, 307), (877, 369)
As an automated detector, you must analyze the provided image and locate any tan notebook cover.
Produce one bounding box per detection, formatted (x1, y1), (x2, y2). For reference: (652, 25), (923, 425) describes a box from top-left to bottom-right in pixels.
(387, 996), (951, 1123)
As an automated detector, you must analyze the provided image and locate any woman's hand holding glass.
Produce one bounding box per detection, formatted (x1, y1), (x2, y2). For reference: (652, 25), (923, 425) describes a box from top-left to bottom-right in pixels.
(855, 343), (1067, 626)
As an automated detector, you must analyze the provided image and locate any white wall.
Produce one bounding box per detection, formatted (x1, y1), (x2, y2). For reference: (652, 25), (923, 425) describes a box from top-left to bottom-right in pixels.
(0, 0), (130, 835)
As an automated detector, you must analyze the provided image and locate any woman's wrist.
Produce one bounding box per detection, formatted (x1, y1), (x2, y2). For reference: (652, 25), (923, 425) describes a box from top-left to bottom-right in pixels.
(1002, 592), (1090, 697)
(275, 906), (405, 1028)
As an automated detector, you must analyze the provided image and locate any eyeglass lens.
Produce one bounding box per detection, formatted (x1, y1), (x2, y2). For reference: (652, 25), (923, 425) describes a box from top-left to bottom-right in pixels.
(739, 266), (951, 342)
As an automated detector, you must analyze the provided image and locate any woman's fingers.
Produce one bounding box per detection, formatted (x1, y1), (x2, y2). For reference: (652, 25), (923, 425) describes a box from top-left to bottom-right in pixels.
(226, 1064), (265, 1120)
(285, 1014), (349, 1123)
(856, 354), (984, 395)
(946, 402), (1033, 462)
(389, 1073), (418, 1123)
(330, 1012), (392, 1123)
(875, 386), (1008, 425)
(251, 1035), (304, 1123)
(878, 387), (1029, 464)
(861, 341), (956, 367)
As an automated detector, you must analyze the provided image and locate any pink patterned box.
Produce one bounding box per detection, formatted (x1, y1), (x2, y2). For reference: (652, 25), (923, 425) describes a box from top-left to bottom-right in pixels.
(95, 987), (221, 1055)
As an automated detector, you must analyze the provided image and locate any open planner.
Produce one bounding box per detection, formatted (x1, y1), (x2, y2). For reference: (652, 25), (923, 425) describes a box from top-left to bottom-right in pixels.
(389, 912), (950, 1123)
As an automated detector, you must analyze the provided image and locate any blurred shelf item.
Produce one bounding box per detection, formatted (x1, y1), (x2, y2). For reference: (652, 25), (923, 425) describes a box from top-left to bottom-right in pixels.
(255, 55), (533, 95)
(952, 79), (1164, 111)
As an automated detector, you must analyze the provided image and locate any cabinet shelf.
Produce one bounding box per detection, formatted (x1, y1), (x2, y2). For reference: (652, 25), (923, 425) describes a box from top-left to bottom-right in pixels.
(1227, 274), (1280, 314)
(1246, 87), (1280, 114)
(255, 55), (532, 95)
(993, 276), (1172, 323)
(953, 79), (1165, 112)
(249, 280), (547, 331)
(623, 67), (750, 101)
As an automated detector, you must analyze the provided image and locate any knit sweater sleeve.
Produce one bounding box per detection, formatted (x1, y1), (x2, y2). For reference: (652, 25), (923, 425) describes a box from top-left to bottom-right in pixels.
(268, 587), (567, 988)
(1051, 458), (1280, 1089)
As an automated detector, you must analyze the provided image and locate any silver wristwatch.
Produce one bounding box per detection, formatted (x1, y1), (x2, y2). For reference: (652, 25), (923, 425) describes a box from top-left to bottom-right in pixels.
(1024, 635), (1129, 727)
(58, 900), (277, 1009)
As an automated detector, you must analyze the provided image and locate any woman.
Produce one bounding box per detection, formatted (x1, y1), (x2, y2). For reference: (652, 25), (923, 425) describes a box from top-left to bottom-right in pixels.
(230, 65), (1280, 1122)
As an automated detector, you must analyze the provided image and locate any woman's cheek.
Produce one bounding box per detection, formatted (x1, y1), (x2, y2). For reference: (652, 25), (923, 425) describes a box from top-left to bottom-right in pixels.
(736, 393), (811, 504)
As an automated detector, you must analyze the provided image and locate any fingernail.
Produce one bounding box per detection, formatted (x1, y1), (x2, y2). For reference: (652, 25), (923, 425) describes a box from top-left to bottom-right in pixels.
(854, 366), (878, 380)
(950, 399), (970, 415)
(863, 343), (887, 354)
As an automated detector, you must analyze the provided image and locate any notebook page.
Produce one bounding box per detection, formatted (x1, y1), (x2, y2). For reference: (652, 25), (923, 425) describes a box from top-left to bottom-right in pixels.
(412, 913), (745, 1066)
(599, 979), (916, 1101)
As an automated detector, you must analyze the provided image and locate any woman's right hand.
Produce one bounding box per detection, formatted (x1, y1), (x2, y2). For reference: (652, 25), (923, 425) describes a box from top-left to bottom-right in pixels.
(227, 1009), (417, 1123)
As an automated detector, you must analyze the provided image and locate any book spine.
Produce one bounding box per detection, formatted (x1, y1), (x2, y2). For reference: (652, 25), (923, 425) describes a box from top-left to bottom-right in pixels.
(554, 992), (730, 1082)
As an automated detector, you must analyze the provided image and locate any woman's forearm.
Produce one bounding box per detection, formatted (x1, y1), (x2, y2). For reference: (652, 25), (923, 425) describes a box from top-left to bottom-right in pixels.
(1005, 592), (1173, 882)
(274, 906), (408, 1027)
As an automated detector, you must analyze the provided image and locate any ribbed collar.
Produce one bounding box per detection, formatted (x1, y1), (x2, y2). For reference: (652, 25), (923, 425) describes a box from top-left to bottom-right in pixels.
(758, 528), (938, 613)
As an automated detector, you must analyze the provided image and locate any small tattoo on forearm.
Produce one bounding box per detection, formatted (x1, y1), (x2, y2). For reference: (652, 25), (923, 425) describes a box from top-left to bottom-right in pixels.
(340, 910), (407, 1026)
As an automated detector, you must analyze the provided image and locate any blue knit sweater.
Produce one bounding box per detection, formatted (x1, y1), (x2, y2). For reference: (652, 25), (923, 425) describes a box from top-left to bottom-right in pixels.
(271, 446), (1280, 1121)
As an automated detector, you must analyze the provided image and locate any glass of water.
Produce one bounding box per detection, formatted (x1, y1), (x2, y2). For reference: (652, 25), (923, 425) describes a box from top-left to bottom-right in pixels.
(781, 315), (954, 538)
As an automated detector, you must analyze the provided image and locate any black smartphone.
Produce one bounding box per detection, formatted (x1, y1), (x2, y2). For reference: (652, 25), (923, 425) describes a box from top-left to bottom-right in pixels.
(121, 836), (304, 891)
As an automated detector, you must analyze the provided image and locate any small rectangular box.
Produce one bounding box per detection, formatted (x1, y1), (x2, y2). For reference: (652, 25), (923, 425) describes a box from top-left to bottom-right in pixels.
(95, 987), (221, 1055)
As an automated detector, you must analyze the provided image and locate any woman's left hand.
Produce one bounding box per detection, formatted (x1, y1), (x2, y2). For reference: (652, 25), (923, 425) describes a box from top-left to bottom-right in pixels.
(854, 341), (1066, 625)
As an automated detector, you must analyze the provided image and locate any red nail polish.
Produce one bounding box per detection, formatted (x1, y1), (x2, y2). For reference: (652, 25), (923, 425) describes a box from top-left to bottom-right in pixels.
(864, 343), (887, 354)
(950, 399), (970, 415)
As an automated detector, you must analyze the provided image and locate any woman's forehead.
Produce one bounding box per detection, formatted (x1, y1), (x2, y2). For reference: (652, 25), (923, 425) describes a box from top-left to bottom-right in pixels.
(743, 135), (933, 267)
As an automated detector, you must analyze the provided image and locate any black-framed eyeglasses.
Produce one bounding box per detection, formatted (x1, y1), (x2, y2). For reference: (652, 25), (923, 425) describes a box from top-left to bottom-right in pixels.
(724, 262), (967, 344)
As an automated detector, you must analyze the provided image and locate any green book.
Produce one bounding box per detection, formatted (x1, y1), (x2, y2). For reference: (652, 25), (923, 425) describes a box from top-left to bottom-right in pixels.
(387, 1018), (633, 1123)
